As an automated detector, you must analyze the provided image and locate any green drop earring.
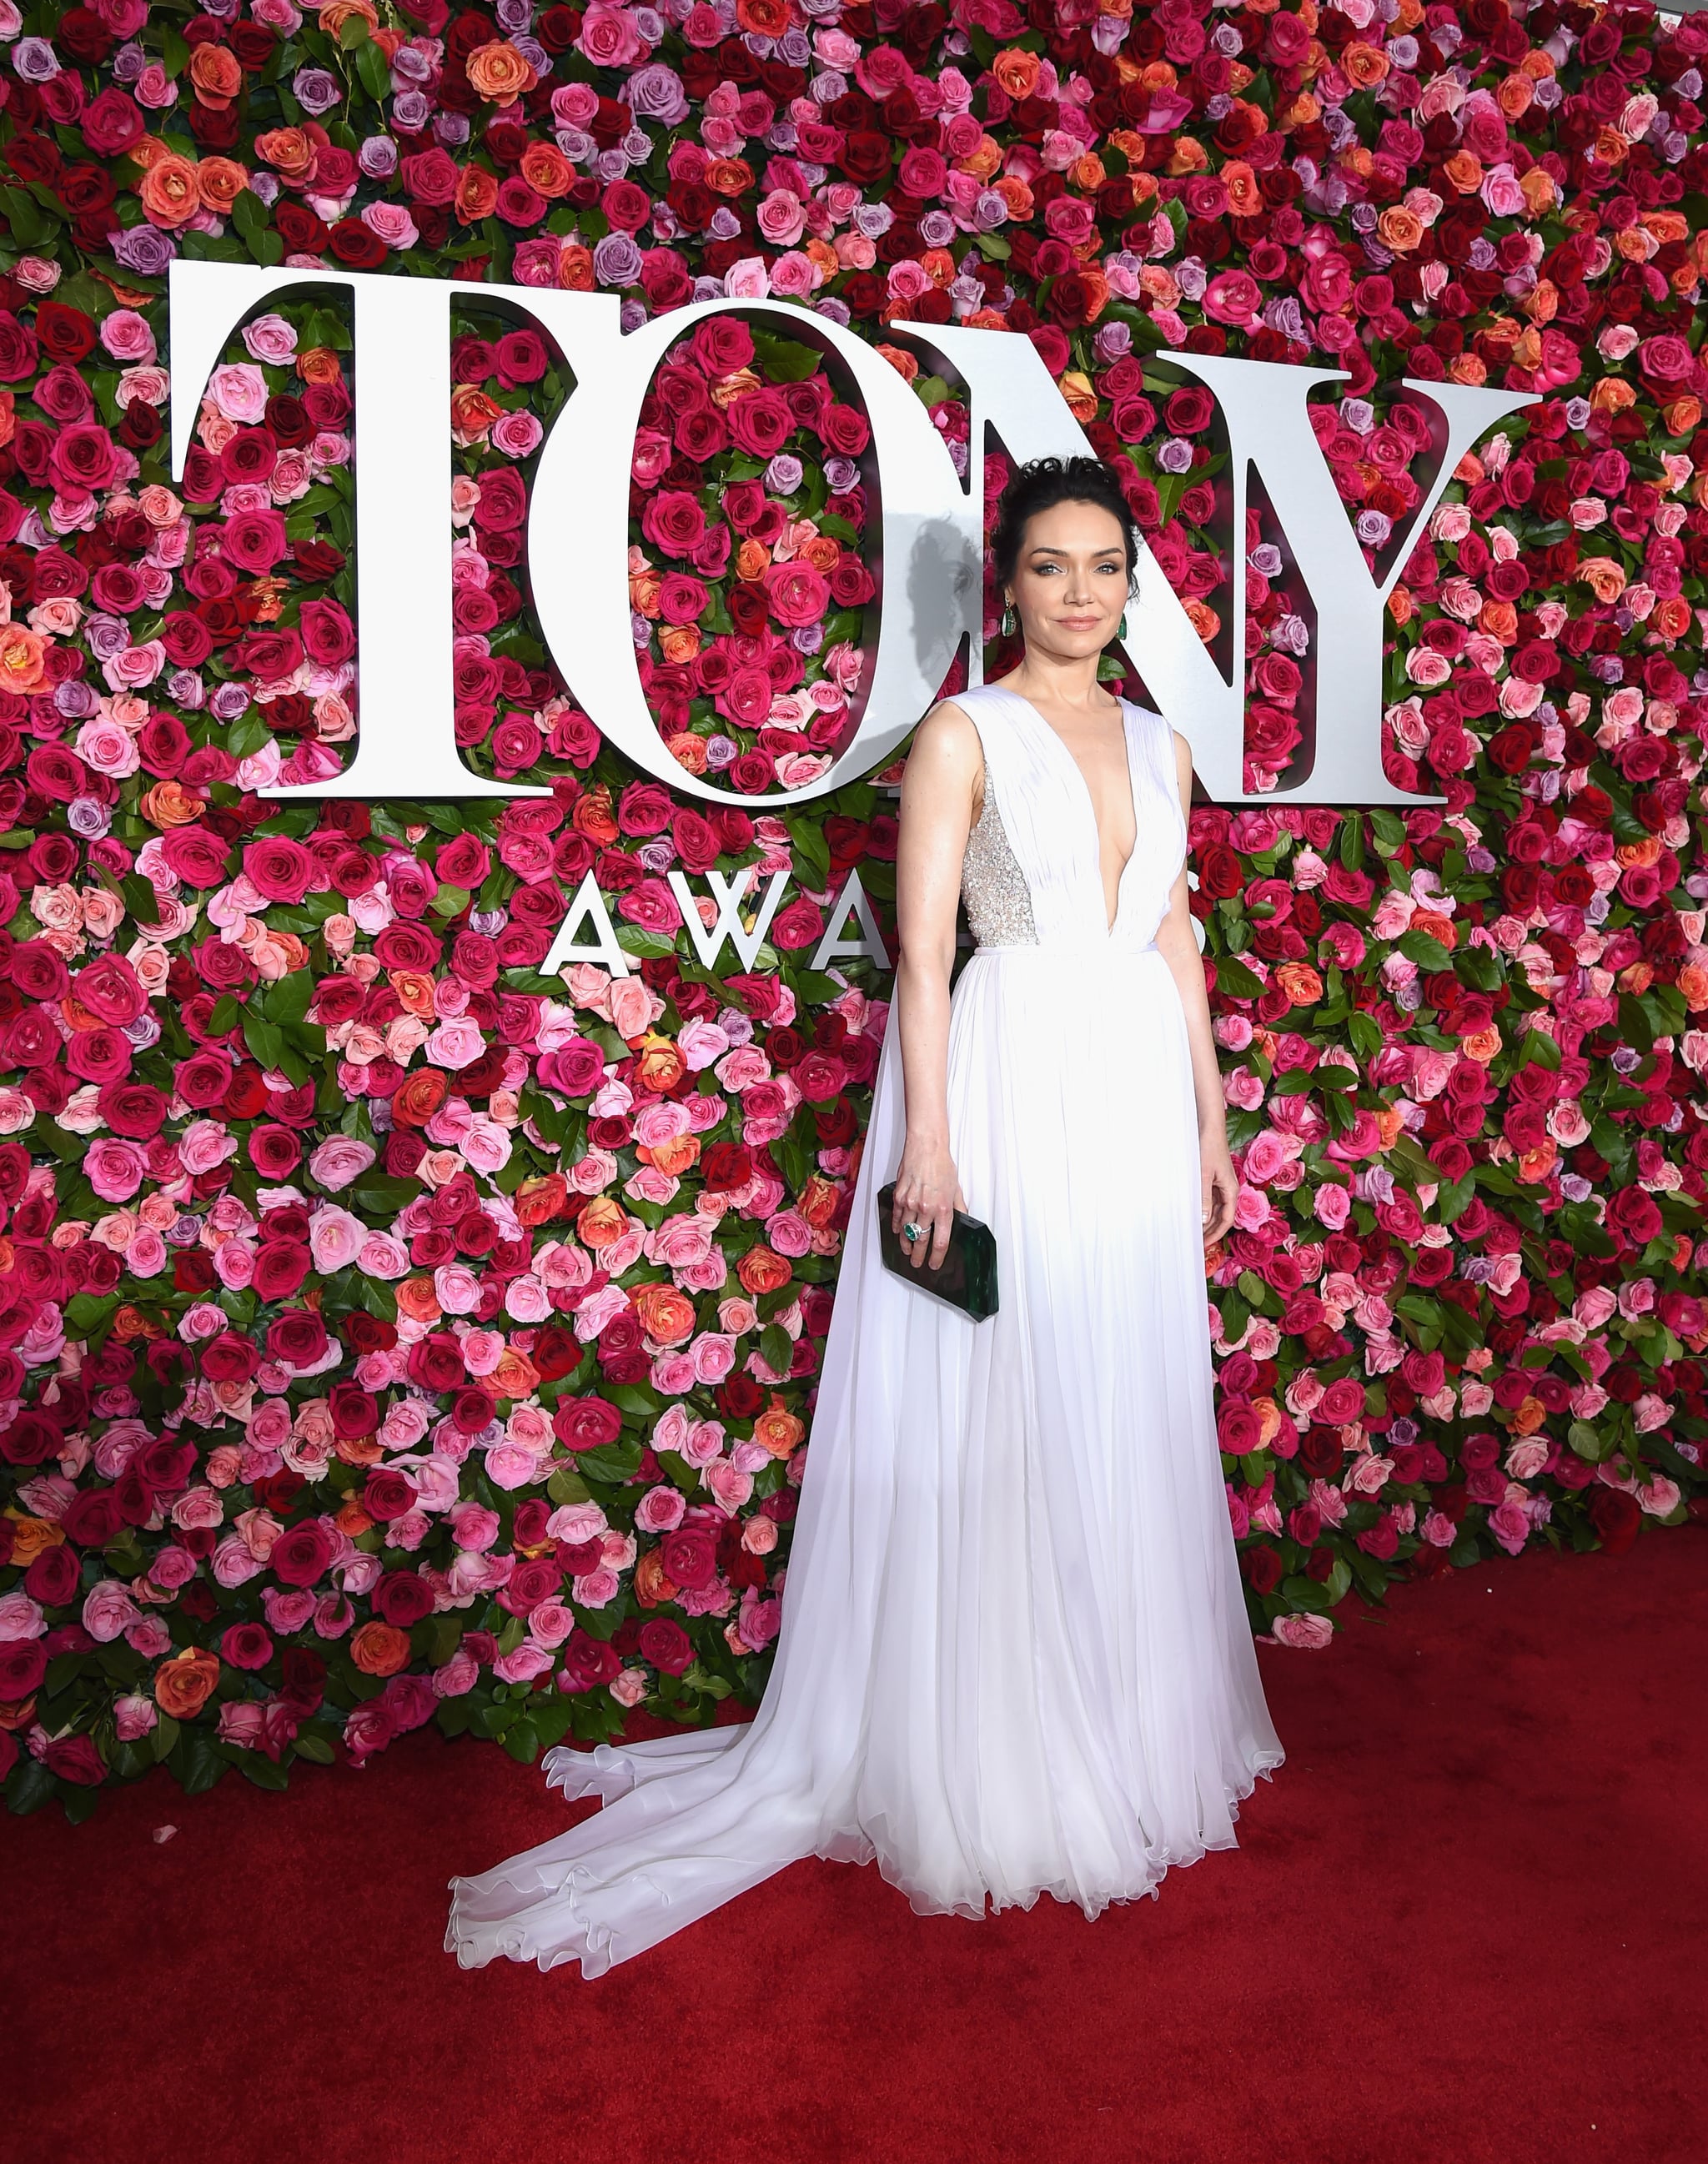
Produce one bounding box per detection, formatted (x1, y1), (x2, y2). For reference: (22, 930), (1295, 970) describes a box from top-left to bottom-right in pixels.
(1001, 600), (1017, 637)
(1116, 610), (1128, 640)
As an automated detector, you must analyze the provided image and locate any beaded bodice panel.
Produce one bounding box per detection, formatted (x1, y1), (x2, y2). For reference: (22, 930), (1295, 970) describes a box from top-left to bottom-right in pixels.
(960, 768), (1039, 947)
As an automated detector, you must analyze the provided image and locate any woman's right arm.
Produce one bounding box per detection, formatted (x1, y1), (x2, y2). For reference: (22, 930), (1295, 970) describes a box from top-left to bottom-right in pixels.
(889, 700), (981, 1271)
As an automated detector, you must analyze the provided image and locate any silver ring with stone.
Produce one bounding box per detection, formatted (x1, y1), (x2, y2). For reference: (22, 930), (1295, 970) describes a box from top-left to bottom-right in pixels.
(902, 1220), (926, 1243)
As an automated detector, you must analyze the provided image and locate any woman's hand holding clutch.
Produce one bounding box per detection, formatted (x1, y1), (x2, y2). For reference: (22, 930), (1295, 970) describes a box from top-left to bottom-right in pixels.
(890, 1137), (966, 1272)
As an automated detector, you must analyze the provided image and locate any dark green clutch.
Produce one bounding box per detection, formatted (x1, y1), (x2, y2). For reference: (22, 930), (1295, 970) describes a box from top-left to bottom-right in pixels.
(876, 1181), (1000, 1321)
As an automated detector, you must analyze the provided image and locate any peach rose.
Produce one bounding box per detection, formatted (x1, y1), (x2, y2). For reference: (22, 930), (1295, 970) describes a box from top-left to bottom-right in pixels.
(0, 623), (47, 695)
(991, 48), (1041, 98)
(752, 1401), (805, 1459)
(153, 1644), (221, 1719)
(197, 158), (249, 214)
(189, 43), (243, 106)
(634, 1032), (686, 1092)
(138, 154), (203, 229)
(465, 39), (538, 104)
(577, 1196), (629, 1248)
(634, 1284), (697, 1345)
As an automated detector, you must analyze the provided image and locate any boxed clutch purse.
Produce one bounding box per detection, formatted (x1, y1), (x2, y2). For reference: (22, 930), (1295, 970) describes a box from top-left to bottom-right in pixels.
(876, 1181), (999, 1321)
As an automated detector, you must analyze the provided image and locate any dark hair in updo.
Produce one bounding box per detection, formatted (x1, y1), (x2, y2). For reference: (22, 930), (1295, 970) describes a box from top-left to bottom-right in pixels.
(990, 454), (1140, 595)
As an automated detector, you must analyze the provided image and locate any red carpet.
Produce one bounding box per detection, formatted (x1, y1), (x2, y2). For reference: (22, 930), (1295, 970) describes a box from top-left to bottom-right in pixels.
(10, 1530), (1705, 2164)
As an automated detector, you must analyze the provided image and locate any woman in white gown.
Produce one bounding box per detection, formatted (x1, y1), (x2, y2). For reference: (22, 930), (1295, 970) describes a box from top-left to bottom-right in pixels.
(446, 455), (1284, 1976)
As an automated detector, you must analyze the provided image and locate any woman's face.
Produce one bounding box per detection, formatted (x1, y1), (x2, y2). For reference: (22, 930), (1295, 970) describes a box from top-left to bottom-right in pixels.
(1004, 498), (1130, 660)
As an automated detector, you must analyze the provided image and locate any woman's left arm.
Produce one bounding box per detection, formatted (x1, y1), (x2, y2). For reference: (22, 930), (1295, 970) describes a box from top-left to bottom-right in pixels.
(1152, 729), (1238, 1247)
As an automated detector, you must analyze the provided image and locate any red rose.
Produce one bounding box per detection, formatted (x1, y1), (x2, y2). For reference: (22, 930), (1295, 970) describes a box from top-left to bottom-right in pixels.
(660, 1526), (717, 1590)
(265, 1308), (329, 1367)
(362, 1469), (418, 1522)
(552, 1394), (624, 1452)
(0, 1638), (48, 1696)
(372, 1571), (435, 1627)
(43, 1735), (106, 1786)
(269, 1519), (334, 1587)
(220, 1622), (274, 1670)
(1587, 1488), (1641, 1556)
(559, 1628), (622, 1692)
(638, 1618), (694, 1674)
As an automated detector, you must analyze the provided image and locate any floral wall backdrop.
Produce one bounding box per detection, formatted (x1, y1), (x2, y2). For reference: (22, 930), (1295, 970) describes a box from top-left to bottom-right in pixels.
(1, 0), (1705, 1819)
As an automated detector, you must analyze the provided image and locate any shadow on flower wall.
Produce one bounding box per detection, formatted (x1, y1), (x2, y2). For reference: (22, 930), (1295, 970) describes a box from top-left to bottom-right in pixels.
(0, 0), (1705, 1820)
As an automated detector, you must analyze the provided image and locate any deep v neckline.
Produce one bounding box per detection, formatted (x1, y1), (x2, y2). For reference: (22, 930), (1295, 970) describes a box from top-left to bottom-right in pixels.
(998, 686), (1138, 935)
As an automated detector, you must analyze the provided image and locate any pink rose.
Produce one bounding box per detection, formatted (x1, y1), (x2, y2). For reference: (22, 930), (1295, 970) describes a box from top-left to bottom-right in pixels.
(85, 1137), (147, 1202)
(307, 1136), (375, 1192)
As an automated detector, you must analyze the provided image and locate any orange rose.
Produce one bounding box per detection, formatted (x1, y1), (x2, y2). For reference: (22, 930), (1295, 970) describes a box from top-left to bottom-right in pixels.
(197, 158), (249, 214)
(394, 1276), (443, 1324)
(1476, 599), (1519, 645)
(298, 345), (344, 386)
(737, 1244), (792, 1297)
(515, 1172), (569, 1226)
(454, 163), (502, 224)
(736, 0), (790, 31)
(657, 625), (702, 666)
(393, 1068), (448, 1127)
(153, 1646), (221, 1720)
(752, 1399), (805, 1459)
(491, 1346), (540, 1400)
(634, 1033), (686, 1093)
(1576, 556), (1627, 605)
(0, 623), (46, 695)
(4, 1514), (63, 1565)
(189, 43), (243, 107)
(138, 153), (203, 228)
(519, 142), (574, 198)
(572, 783), (620, 843)
(1376, 206), (1423, 253)
(389, 968), (438, 1020)
(334, 1497), (374, 1534)
(465, 39), (538, 105)
(632, 1549), (678, 1609)
(634, 1284), (697, 1345)
(320, 0), (379, 33)
(577, 1196), (629, 1248)
(254, 127), (319, 183)
(1462, 1026), (1503, 1065)
(705, 157), (756, 198)
(557, 244), (595, 291)
(1410, 909), (1457, 951)
(138, 781), (205, 829)
(796, 1174), (841, 1230)
(991, 48), (1041, 98)
(637, 1130), (700, 1177)
(1184, 596), (1220, 645)
(1653, 595), (1693, 640)
(349, 1621), (411, 1677)
(1515, 1140), (1558, 1185)
(668, 732), (709, 776)
(450, 384), (503, 443)
(1341, 40), (1389, 86)
(1274, 962), (1324, 1007)
(1220, 159), (1261, 218)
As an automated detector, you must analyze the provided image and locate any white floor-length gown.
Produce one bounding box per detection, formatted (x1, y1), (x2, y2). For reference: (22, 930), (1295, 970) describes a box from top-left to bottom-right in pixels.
(446, 684), (1285, 1976)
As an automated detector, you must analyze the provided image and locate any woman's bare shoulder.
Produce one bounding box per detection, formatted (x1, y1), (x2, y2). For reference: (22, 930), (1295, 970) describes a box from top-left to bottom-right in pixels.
(910, 696), (985, 767)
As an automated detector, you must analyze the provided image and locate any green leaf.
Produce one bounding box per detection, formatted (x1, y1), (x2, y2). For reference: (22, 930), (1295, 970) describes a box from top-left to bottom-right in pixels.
(354, 33), (392, 100)
(758, 1323), (793, 1378)
(1397, 927), (1452, 973)
(1212, 952), (1265, 1000)
(208, 994), (243, 1035)
(571, 1438), (645, 1486)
